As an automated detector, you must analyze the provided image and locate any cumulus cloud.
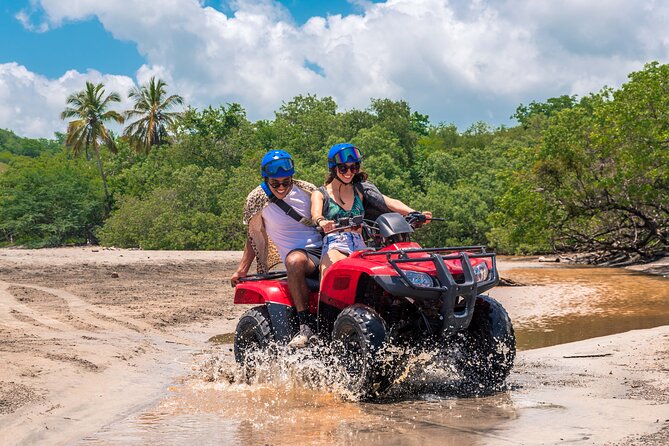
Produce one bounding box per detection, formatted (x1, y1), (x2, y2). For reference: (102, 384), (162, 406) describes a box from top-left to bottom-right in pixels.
(0, 63), (135, 138)
(3, 0), (669, 138)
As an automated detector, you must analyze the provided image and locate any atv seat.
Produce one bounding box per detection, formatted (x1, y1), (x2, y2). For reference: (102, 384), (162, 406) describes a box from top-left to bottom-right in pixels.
(305, 277), (320, 292)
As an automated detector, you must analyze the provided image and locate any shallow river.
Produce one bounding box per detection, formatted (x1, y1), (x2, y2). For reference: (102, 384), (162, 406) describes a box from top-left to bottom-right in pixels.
(77, 262), (669, 445)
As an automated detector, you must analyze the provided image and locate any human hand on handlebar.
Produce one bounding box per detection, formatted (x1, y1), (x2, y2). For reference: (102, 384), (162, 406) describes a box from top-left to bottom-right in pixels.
(406, 211), (434, 227)
(318, 218), (336, 233)
(323, 215), (364, 235)
(421, 211), (432, 224)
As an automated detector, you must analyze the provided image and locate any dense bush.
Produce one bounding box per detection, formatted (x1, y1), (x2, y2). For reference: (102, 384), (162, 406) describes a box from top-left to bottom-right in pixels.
(2, 62), (668, 259)
(0, 152), (105, 247)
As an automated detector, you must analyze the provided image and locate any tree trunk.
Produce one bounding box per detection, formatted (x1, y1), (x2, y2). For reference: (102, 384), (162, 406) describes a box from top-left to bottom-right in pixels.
(93, 146), (111, 212)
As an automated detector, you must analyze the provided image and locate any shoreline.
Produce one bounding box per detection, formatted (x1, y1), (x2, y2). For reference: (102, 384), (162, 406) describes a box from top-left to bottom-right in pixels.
(1, 247), (668, 445)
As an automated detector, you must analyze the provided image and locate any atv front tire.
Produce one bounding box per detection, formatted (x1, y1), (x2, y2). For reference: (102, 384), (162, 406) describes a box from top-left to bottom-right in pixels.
(453, 295), (515, 392)
(234, 305), (274, 364)
(332, 304), (392, 398)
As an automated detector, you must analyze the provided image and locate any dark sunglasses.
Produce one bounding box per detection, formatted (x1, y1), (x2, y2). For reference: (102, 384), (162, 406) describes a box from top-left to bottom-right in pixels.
(268, 178), (293, 189)
(337, 163), (361, 174)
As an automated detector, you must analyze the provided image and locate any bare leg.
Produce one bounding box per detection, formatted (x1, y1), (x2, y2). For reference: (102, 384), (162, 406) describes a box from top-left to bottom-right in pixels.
(284, 250), (316, 312)
(320, 249), (348, 284)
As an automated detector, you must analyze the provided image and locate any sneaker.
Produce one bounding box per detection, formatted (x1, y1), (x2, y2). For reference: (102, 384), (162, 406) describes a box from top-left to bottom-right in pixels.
(288, 324), (314, 348)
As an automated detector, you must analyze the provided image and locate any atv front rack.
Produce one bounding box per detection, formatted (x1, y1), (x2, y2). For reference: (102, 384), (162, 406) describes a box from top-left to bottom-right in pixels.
(362, 246), (498, 292)
(362, 246), (499, 337)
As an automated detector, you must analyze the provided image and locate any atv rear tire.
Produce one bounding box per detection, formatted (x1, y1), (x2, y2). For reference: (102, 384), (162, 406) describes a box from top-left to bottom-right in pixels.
(332, 304), (392, 398)
(234, 305), (274, 364)
(453, 295), (515, 392)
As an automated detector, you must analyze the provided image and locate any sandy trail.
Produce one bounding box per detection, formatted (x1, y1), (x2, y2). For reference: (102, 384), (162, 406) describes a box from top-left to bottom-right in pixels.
(0, 247), (668, 445)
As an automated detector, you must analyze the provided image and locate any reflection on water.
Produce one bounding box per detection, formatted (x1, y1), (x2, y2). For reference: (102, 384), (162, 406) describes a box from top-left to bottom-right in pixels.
(78, 380), (519, 446)
(78, 262), (669, 445)
(490, 262), (669, 349)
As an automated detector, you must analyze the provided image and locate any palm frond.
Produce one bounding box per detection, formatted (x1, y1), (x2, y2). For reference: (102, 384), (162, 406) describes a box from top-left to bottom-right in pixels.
(122, 76), (184, 153)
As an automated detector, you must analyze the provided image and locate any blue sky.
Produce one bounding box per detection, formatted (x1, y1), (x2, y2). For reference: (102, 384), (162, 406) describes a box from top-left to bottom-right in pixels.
(1, 0), (668, 138)
(0, 1), (375, 78)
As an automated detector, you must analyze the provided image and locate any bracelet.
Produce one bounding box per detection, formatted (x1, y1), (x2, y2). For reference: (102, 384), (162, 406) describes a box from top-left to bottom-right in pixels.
(315, 217), (325, 225)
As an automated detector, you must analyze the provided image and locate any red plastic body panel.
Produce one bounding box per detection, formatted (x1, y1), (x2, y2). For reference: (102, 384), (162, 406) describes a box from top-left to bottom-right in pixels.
(320, 242), (490, 309)
(234, 279), (319, 312)
(233, 241), (491, 313)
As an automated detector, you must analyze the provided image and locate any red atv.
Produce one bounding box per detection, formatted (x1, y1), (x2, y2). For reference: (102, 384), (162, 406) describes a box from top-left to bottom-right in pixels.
(233, 212), (515, 398)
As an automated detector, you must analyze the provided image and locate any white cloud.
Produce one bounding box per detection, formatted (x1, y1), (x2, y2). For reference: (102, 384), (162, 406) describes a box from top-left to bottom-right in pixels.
(0, 63), (135, 138)
(3, 0), (669, 138)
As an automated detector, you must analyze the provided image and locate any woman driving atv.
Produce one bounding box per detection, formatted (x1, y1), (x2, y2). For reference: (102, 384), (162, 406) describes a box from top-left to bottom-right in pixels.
(311, 143), (432, 281)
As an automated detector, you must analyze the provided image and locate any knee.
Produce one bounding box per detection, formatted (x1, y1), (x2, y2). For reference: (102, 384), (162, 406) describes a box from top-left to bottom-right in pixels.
(285, 251), (308, 274)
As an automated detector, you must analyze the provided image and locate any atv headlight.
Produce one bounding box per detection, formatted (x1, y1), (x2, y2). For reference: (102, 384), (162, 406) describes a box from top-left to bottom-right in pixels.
(473, 262), (489, 283)
(403, 270), (434, 288)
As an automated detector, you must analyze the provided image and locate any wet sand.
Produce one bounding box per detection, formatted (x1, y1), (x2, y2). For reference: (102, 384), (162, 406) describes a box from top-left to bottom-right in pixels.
(1, 247), (668, 445)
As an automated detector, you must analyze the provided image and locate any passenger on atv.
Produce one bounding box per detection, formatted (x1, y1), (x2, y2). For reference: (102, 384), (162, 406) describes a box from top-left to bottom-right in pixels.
(233, 209), (515, 398)
(312, 143), (432, 283)
(230, 149), (322, 348)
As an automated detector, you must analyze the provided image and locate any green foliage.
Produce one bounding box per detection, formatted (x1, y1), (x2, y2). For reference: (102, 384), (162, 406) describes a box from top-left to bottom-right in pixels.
(171, 104), (253, 170)
(123, 77), (184, 154)
(493, 62), (669, 258)
(0, 128), (61, 157)
(4, 63), (668, 257)
(98, 165), (245, 250)
(0, 153), (105, 247)
(61, 81), (125, 205)
(513, 94), (579, 127)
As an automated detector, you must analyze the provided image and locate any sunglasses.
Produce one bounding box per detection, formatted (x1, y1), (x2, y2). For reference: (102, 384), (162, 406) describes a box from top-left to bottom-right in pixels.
(337, 163), (361, 174)
(268, 178), (293, 189)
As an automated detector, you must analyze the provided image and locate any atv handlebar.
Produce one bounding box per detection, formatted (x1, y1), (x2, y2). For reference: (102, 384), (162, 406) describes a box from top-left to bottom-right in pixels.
(324, 215), (365, 235)
(405, 211), (444, 227)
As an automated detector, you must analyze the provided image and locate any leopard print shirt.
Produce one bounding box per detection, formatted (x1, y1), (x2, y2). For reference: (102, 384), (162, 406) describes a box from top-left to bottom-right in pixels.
(243, 179), (318, 273)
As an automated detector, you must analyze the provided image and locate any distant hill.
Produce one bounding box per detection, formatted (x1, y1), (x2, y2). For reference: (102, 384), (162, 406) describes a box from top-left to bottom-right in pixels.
(0, 129), (62, 157)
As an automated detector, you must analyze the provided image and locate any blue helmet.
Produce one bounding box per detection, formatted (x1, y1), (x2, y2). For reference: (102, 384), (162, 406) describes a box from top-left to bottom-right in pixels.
(261, 150), (295, 178)
(327, 143), (363, 169)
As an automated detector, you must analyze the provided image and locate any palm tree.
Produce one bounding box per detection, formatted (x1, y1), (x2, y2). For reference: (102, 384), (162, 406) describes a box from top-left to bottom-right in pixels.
(60, 81), (124, 206)
(123, 77), (184, 154)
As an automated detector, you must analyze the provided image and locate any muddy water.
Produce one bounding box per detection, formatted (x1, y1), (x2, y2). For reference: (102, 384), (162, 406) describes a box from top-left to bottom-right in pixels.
(77, 262), (669, 445)
(490, 261), (669, 350)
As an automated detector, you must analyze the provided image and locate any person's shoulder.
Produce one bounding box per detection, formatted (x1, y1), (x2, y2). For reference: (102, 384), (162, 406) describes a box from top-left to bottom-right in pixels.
(293, 179), (318, 193)
(357, 180), (379, 192)
(243, 184), (269, 224)
(246, 184), (265, 201)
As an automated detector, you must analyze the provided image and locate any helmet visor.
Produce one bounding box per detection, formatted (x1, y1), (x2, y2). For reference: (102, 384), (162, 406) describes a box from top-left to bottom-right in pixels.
(262, 157), (294, 177)
(332, 146), (362, 164)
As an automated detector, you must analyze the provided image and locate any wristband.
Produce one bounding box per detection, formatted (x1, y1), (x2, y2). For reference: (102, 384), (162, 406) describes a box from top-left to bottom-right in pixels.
(315, 217), (325, 225)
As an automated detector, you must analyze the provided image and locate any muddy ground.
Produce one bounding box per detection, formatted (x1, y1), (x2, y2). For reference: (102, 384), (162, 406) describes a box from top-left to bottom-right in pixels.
(0, 247), (668, 445)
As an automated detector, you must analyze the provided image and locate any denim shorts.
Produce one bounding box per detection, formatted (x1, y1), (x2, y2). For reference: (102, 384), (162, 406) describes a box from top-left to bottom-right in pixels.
(322, 232), (367, 256)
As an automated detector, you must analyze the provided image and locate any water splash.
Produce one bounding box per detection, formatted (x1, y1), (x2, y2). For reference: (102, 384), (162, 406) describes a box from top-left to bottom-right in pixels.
(192, 333), (513, 401)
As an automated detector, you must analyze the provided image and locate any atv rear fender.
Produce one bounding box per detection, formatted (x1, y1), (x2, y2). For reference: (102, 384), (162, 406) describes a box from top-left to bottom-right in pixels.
(234, 279), (293, 306)
(234, 281), (298, 343)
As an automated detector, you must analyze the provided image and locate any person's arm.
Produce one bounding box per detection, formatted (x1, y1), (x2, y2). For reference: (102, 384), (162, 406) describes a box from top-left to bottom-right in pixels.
(382, 195), (433, 223)
(382, 194), (414, 216)
(311, 189), (334, 232)
(230, 237), (256, 287)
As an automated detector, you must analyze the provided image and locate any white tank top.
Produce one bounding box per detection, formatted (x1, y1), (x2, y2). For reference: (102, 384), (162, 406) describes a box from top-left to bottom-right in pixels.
(262, 186), (322, 262)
